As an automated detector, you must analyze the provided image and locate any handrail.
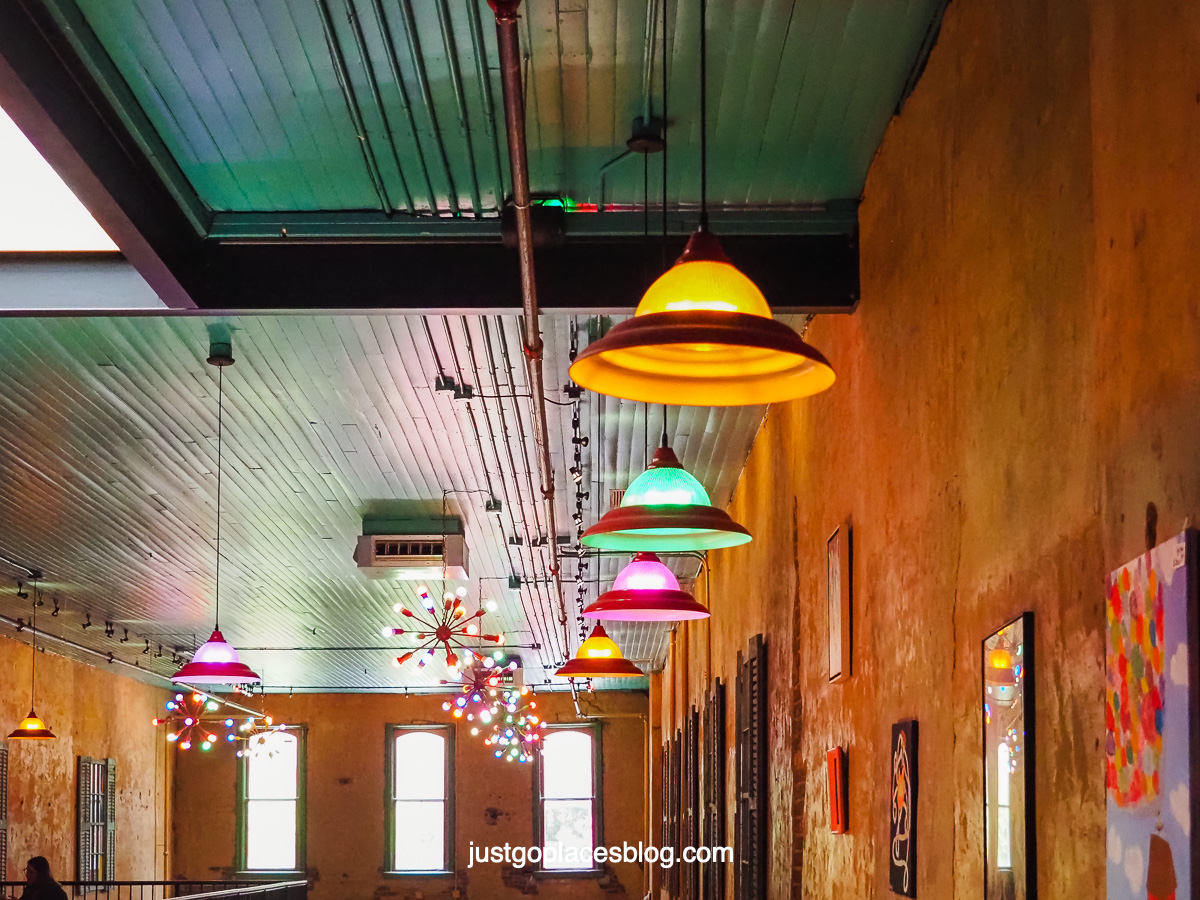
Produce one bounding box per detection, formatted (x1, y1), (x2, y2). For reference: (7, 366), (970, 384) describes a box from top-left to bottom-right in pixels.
(0, 881), (306, 900)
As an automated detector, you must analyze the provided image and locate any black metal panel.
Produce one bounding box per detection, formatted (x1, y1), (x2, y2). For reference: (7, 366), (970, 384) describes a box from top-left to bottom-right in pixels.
(0, 2), (859, 315)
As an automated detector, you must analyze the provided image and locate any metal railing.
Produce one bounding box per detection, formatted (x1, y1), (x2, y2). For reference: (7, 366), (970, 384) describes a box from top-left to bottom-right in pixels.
(0, 881), (307, 900)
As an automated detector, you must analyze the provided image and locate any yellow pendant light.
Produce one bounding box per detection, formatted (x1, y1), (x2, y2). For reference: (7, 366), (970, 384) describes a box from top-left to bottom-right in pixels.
(554, 625), (645, 679)
(569, 0), (834, 406)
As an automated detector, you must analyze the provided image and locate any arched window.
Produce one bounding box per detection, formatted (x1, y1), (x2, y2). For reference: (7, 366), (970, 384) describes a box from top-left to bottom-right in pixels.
(388, 726), (453, 872)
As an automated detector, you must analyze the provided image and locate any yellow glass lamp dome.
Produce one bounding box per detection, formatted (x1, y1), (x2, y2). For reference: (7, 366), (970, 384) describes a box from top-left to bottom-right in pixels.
(9, 708), (55, 740)
(555, 625), (645, 679)
(569, 229), (836, 406)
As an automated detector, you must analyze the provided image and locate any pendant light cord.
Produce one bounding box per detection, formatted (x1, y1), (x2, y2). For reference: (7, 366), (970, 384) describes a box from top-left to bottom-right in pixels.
(662, 0), (669, 269)
(29, 580), (37, 707)
(214, 365), (224, 631)
(699, 0), (708, 230)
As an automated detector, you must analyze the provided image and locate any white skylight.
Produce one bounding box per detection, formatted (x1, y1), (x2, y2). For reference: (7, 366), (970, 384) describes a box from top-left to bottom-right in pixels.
(0, 106), (118, 251)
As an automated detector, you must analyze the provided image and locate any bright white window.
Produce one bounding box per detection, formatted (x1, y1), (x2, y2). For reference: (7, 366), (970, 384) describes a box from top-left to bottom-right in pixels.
(996, 743), (1012, 870)
(539, 729), (597, 869)
(390, 728), (451, 872)
(0, 107), (117, 251)
(242, 731), (302, 872)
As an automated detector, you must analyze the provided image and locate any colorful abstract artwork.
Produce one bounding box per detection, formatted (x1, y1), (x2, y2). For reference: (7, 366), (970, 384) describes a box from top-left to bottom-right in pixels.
(983, 613), (1035, 899)
(1107, 530), (1198, 900)
(889, 720), (918, 897)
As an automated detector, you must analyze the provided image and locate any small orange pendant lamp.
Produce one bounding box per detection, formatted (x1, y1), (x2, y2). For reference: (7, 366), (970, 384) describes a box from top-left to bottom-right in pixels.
(555, 625), (645, 679)
(569, 0), (834, 407)
(10, 578), (55, 740)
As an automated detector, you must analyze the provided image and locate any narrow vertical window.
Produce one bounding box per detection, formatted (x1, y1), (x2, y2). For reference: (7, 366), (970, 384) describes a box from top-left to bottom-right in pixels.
(387, 726), (452, 873)
(77, 757), (115, 882)
(537, 728), (600, 870)
(239, 729), (304, 872)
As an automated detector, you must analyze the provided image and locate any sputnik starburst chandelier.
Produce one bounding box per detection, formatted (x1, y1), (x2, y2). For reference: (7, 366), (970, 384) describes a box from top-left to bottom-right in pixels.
(383, 584), (505, 670)
(152, 691), (272, 752)
(483, 687), (545, 763)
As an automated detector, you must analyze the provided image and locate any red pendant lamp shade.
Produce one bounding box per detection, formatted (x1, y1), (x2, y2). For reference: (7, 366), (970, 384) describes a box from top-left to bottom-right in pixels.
(581, 444), (750, 551)
(172, 630), (261, 685)
(583, 553), (709, 621)
(555, 625), (645, 678)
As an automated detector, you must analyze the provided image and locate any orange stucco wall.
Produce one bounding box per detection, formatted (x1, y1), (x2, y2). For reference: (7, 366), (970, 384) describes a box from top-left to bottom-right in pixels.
(0, 635), (172, 882)
(172, 689), (647, 900)
(657, 0), (1200, 898)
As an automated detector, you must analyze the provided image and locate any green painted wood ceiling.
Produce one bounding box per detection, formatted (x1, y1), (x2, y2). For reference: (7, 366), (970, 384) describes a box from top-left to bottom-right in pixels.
(62, 0), (945, 224)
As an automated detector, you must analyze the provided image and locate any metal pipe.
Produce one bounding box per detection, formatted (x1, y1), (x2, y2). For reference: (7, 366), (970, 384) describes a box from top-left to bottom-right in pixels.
(315, 0), (393, 214)
(435, 0), (484, 217)
(465, 0), (508, 205)
(399, 0), (462, 215)
(369, 0), (438, 211)
(345, 1), (415, 212)
(489, 0), (569, 663)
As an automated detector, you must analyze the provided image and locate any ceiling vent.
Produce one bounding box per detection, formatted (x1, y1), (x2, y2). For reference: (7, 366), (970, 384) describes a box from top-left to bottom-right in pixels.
(353, 517), (469, 580)
(609, 488), (625, 510)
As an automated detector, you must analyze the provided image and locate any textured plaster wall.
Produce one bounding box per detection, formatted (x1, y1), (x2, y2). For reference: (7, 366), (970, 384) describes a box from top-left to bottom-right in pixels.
(657, 0), (1200, 897)
(0, 635), (172, 881)
(172, 690), (647, 900)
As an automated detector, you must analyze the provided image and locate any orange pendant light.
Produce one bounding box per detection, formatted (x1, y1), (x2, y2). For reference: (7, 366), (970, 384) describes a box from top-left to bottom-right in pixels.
(569, 0), (834, 406)
(10, 577), (55, 740)
(555, 625), (644, 679)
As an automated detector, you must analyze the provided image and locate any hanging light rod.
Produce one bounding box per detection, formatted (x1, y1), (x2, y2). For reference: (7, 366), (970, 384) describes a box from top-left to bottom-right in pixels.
(569, 0), (837, 406)
(172, 340), (260, 686)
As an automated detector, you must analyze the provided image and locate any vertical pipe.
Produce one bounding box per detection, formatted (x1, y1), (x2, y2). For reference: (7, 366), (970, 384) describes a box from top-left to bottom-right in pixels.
(488, 0), (570, 661)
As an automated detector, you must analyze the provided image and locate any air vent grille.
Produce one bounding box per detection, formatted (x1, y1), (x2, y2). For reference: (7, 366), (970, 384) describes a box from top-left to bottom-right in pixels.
(609, 489), (625, 510)
(374, 539), (444, 559)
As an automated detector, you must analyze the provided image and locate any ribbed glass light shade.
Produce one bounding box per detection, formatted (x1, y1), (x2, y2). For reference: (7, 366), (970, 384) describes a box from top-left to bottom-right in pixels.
(612, 554), (680, 591)
(621, 462), (710, 507)
(555, 625), (644, 678)
(9, 708), (55, 740)
(638, 256), (772, 317)
(172, 630), (261, 685)
(581, 445), (751, 551)
(569, 229), (836, 406)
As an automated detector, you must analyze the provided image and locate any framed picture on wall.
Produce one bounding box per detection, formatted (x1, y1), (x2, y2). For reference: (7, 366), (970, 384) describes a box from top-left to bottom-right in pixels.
(827, 521), (852, 683)
(982, 612), (1035, 899)
(889, 720), (917, 897)
(1106, 530), (1199, 900)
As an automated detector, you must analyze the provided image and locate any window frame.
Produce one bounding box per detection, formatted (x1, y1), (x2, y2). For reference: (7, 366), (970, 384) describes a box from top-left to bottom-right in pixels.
(235, 726), (307, 877)
(384, 724), (455, 876)
(76, 756), (115, 883)
(533, 723), (604, 876)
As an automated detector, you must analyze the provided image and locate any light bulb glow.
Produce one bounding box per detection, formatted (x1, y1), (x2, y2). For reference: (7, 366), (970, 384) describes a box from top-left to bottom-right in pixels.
(612, 554), (680, 591)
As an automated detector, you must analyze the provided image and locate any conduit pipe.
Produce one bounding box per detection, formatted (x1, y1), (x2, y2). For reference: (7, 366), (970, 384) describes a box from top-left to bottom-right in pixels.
(489, 0), (570, 660)
(0, 612), (266, 718)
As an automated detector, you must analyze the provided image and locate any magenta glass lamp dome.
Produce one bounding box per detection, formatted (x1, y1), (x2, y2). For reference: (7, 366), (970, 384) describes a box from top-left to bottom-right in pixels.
(583, 553), (710, 622)
(172, 630), (261, 685)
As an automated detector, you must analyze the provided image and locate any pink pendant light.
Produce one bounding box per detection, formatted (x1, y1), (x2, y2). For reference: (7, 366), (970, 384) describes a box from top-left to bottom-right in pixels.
(172, 630), (261, 685)
(172, 343), (260, 686)
(583, 553), (709, 621)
